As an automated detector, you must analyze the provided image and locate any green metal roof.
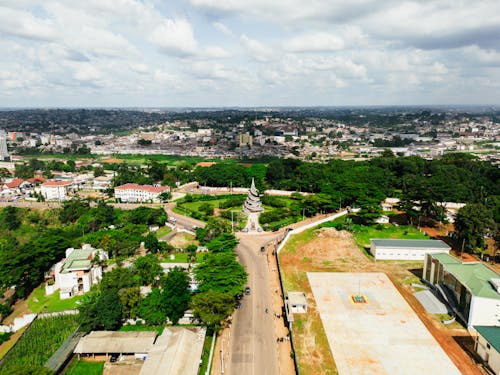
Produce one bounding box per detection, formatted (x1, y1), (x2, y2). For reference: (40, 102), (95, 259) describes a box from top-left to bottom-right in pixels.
(431, 253), (461, 264)
(370, 239), (450, 249)
(474, 326), (500, 352)
(443, 262), (500, 300)
(61, 249), (93, 273)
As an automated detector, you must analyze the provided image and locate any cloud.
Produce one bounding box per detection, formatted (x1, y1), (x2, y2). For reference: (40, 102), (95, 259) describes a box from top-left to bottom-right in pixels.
(213, 21), (232, 35)
(149, 18), (198, 56)
(0, 6), (56, 41)
(285, 32), (345, 52)
(204, 46), (231, 59)
(240, 35), (274, 62)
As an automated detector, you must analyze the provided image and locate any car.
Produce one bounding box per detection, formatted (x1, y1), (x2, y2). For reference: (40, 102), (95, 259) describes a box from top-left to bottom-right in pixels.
(110, 354), (119, 363)
(168, 217), (177, 223)
(245, 287), (251, 295)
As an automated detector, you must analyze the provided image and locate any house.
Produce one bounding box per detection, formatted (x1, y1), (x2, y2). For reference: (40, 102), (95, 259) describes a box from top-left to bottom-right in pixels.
(114, 183), (169, 203)
(474, 326), (500, 375)
(45, 244), (108, 299)
(381, 197), (400, 211)
(370, 239), (451, 260)
(423, 253), (500, 328)
(40, 180), (73, 201)
(374, 215), (390, 224)
(286, 292), (308, 314)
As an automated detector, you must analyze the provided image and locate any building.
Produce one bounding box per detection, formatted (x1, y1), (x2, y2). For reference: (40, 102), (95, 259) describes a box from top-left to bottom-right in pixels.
(114, 183), (169, 203)
(423, 253), (500, 328)
(370, 239), (451, 260)
(74, 327), (206, 375)
(474, 326), (500, 375)
(239, 133), (253, 147)
(45, 244), (108, 299)
(0, 133), (9, 161)
(286, 292), (308, 314)
(40, 180), (73, 201)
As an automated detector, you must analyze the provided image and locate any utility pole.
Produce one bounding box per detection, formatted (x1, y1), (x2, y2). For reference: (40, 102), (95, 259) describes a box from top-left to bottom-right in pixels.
(461, 238), (465, 260)
(231, 211), (234, 233)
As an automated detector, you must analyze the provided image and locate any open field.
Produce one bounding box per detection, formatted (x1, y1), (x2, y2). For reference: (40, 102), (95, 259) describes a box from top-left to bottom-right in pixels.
(279, 222), (482, 375)
(167, 232), (198, 248)
(153, 226), (172, 238)
(308, 272), (460, 375)
(27, 284), (83, 313)
(351, 223), (429, 248)
(66, 359), (104, 375)
(160, 252), (205, 263)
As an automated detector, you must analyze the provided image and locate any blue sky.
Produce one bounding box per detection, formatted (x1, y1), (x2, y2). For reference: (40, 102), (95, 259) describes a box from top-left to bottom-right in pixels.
(0, 0), (499, 107)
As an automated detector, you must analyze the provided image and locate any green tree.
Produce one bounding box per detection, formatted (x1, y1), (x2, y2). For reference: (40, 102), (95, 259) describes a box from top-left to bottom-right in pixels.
(190, 290), (235, 330)
(0, 206), (21, 231)
(133, 254), (162, 285)
(455, 203), (496, 253)
(186, 244), (197, 264)
(144, 233), (160, 253)
(194, 253), (247, 296)
(206, 233), (239, 253)
(161, 267), (191, 324)
(97, 288), (123, 330)
(119, 287), (142, 319)
(137, 288), (166, 325)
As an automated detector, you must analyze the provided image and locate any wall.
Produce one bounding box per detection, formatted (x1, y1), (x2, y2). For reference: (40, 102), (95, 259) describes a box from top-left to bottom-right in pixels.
(373, 247), (449, 261)
(468, 297), (500, 327)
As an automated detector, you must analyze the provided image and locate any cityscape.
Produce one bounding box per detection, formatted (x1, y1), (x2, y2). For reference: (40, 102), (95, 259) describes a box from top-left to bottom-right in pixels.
(0, 1), (499, 375)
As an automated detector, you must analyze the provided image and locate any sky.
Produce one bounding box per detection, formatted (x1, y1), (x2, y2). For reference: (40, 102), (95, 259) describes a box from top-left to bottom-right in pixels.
(0, 0), (499, 107)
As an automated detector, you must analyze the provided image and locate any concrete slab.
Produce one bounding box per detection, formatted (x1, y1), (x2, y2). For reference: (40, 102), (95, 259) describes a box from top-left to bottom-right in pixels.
(414, 290), (448, 314)
(307, 272), (460, 375)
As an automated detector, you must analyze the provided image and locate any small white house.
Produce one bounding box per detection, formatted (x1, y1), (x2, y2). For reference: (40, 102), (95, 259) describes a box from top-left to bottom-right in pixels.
(40, 180), (73, 201)
(286, 292), (308, 314)
(45, 244), (108, 299)
(370, 239), (451, 260)
(474, 326), (500, 375)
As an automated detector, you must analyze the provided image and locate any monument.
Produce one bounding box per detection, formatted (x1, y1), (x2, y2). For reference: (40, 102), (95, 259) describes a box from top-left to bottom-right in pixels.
(243, 178), (263, 213)
(242, 178), (263, 232)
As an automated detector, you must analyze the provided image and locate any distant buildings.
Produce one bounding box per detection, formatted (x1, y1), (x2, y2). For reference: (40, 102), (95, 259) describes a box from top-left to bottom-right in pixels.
(239, 133), (253, 147)
(423, 253), (500, 328)
(370, 239), (451, 260)
(45, 244), (108, 299)
(114, 183), (169, 203)
(0, 132), (10, 161)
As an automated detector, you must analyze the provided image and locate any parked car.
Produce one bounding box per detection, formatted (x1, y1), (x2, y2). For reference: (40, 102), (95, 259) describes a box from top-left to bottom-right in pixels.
(245, 287), (251, 295)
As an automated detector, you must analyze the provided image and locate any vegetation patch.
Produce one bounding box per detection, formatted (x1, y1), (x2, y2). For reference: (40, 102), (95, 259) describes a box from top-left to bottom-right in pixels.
(0, 314), (79, 374)
(350, 223), (428, 248)
(65, 359), (104, 375)
(27, 285), (84, 313)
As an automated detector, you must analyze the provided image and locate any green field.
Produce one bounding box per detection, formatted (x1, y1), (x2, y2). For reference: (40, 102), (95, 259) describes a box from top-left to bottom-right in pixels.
(119, 324), (165, 335)
(198, 333), (215, 375)
(161, 252), (205, 263)
(27, 284), (84, 313)
(154, 226), (173, 238)
(65, 359), (104, 375)
(350, 223), (429, 248)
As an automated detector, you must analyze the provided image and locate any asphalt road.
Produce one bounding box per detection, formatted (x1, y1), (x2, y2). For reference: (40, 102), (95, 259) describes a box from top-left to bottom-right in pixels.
(228, 233), (280, 375)
(163, 202), (206, 230)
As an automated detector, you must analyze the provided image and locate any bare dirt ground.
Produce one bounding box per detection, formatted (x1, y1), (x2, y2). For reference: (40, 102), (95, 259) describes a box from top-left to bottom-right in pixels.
(167, 232), (197, 248)
(279, 227), (486, 375)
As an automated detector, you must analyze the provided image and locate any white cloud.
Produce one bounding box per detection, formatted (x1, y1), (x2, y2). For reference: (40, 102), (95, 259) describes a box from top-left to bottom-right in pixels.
(213, 21), (232, 36)
(0, 6), (56, 41)
(285, 32), (345, 52)
(149, 18), (198, 56)
(240, 34), (274, 62)
(204, 46), (231, 59)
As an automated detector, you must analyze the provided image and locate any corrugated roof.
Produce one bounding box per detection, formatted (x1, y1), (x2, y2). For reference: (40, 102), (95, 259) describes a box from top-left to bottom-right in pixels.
(61, 249), (93, 273)
(444, 263), (500, 300)
(74, 331), (157, 354)
(140, 327), (206, 375)
(431, 253), (461, 264)
(474, 326), (500, 352)
(371, 239), (450, 250)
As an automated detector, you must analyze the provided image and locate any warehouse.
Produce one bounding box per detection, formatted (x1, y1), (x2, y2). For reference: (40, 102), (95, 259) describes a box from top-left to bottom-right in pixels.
(370, 239), (451, 260)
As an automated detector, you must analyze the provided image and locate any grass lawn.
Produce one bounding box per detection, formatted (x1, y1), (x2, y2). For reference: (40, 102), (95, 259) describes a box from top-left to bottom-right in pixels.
(351, 223), (429, 248)
(161, 252), (205, 263)
(119, 324), (166, 335)
(0, 327), (25, 360)
(65, 359), (104, 375)
(199, 332), (215, 375)
(154, 226), (173, 238)
(27, 284), (84, 313)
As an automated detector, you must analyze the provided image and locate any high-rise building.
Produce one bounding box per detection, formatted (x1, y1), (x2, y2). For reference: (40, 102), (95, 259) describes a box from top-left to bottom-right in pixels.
(0, 131), (10, 161)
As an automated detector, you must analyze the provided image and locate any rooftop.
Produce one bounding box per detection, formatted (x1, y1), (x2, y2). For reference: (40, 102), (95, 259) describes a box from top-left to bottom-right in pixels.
(115, 183), (168, 193)
(475, 326), (500, 352)
(287, 292), (308, 306)
(42, 180), (73, 187)
(61, 249), (93, 273)
(74, 331), (157, 354)
(371, 239), (450, 250)
(430, 253), (500, 300)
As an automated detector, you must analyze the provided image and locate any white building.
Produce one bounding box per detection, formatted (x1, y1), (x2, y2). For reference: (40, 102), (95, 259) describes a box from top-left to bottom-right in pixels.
(370, 239), (451, 260)
(474, 326), (500, 375)
(423, 253), (500, 328)
(40, 180), (73, 201)
(114, 183), (169, 203)
(45, 244), (108, 299)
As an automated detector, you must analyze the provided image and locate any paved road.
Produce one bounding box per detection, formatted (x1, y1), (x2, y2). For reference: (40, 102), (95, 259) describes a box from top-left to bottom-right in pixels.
(228, 233), (280, 375)
(164, 202), (206, 230)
